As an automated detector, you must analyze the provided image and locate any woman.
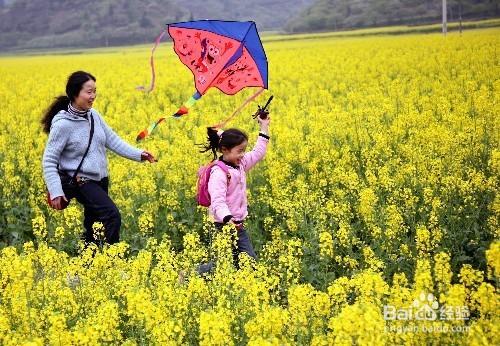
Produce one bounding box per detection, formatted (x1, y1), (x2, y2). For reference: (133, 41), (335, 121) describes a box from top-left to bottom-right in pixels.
(42, 71), (156, 244)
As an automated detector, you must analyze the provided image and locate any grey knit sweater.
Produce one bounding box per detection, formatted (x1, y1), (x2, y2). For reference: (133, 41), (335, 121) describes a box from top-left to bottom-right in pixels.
(43, 109), (143, 198)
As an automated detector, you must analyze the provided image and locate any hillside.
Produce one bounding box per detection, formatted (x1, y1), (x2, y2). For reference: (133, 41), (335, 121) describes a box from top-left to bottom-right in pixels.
(0, 0), (314, 51)
(0, 0), (186, 50)
(285, 0), (500, 32)
(1, 0), (499, 51)
(179, 0), (314, 32)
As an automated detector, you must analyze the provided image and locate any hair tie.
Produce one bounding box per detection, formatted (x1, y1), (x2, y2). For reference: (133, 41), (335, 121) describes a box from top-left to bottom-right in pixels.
(217, 129), (224, 144)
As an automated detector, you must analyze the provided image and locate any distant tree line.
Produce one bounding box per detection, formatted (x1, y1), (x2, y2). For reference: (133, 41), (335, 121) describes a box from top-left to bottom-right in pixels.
(285, 0), (500, 32)
(0, 0), (314, 51)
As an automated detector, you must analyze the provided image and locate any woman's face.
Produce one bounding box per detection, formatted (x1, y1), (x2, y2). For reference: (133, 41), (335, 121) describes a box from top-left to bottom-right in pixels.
(73, 79), (96, 110)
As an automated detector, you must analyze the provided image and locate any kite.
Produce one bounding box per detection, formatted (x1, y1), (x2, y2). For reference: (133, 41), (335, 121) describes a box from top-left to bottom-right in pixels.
(136, 20), (269, 141)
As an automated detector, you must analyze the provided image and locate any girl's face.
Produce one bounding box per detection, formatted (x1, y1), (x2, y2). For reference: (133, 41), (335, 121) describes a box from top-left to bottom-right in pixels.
(221, 141), (248, 166)
(73, 79), (96, 111)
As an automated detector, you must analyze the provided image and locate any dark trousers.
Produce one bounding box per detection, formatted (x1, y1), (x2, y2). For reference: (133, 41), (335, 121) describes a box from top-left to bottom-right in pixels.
(70, 178), (121, 244)
(197, 224), (257, 274)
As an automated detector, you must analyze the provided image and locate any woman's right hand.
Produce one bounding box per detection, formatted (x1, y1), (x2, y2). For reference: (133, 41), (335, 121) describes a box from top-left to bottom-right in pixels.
(141, 151), (157, 163)
(51, 196), (68, 210)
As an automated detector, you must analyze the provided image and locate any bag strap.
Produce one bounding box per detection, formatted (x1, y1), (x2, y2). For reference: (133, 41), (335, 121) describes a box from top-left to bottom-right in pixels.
(214, 160), (231, 182)
(71, 112), (94, 183)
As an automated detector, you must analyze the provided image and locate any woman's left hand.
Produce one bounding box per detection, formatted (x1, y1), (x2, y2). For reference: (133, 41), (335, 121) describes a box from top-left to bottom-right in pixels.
(141, 151), (157, 163)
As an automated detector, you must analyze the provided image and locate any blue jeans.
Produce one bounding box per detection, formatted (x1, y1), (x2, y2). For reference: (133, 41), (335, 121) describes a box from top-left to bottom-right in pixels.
(197, 224), (257, 274)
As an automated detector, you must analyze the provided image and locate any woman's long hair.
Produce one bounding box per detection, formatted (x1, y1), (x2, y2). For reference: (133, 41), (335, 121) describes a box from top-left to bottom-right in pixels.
(200, 127), (248, 160)
(41, 71), (96, 133)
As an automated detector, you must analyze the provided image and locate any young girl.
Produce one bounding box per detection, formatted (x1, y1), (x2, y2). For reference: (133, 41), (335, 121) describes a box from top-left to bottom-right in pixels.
(198, 116), (270, 273)
(42, 71), (156, 245)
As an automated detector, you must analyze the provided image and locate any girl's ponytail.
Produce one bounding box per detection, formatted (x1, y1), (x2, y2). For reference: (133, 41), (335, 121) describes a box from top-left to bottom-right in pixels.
(199, 127), (249, 160)
(41, 95), (70, 133)
(199, 127), (221, 160)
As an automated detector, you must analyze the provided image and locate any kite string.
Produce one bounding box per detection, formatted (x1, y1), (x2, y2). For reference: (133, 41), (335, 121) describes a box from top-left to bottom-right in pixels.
(212, 88), (265, 129)
(136, 29), (168, 93)
(136, 88), (265, 141)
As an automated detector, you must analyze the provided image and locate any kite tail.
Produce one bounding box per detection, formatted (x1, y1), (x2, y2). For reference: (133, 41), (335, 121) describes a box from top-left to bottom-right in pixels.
(173, 91), (202, 117)
(136, 91), (202, 142)
(136, 117), (167, 141)
(212, 88), (265, 129)
(136, 29), (167, 93)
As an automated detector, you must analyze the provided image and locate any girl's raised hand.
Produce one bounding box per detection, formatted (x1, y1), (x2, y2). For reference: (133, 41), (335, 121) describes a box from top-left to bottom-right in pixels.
(257, 116), (270, 134)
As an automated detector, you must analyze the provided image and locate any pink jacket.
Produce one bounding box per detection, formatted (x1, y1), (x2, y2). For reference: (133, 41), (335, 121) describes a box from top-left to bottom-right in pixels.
(208, 135), (269, 223)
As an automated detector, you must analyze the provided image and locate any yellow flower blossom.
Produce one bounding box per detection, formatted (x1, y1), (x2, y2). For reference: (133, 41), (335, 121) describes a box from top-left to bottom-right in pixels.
(319, 231), (334, 259)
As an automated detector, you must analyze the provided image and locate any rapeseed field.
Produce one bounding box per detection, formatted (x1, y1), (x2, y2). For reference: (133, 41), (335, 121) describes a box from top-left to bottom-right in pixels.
(0, 28), (498, 344)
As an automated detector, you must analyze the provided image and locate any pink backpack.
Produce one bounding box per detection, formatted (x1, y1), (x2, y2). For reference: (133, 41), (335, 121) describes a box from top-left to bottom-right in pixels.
(197, 160), (231, 207)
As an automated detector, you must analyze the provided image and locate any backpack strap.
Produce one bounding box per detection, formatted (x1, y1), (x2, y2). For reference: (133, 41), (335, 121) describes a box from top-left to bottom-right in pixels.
(214, 160), (231, 183)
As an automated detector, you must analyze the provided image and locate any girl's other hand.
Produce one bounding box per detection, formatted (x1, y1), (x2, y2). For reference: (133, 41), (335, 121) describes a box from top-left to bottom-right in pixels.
(141, 151), (157, 163)
(228, 218), (243, 230)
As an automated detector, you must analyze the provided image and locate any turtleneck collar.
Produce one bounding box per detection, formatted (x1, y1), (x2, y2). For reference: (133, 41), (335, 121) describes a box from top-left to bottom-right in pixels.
(68, 103), (89, 118)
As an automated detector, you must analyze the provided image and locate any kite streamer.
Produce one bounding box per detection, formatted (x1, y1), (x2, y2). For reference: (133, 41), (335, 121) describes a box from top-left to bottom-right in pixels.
(135, 30), (167, 93)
